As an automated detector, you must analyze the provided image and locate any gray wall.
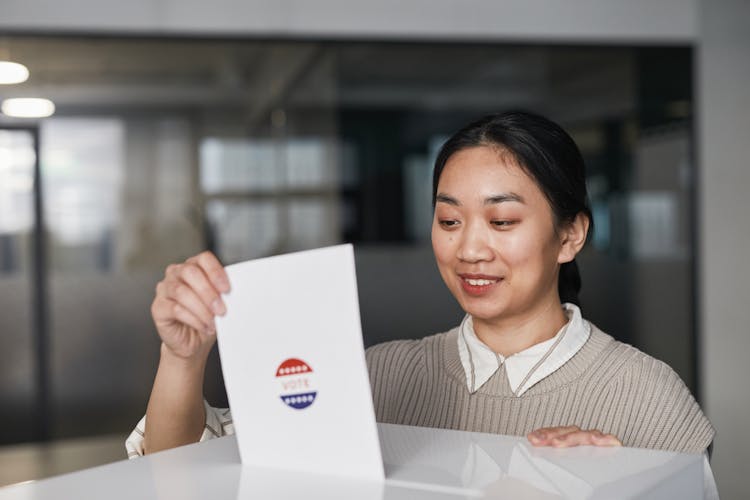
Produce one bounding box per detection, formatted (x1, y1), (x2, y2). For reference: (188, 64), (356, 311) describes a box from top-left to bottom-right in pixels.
(355, 246), (463, 347)
(1, 0), (695, 42)
(4, 1), (750, 498)
(698, 1), (750, 498)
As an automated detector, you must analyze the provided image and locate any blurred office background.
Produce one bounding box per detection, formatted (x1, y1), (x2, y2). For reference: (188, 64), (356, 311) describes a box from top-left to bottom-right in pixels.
(0, 1), (748, 498)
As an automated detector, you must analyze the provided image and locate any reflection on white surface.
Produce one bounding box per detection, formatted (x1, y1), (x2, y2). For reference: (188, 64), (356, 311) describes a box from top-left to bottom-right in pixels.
(238, 466), (384, 500)
(379, 424), (703, 499)
(0, 424), (704, 500)
(144, 435), (242, 500)
(460, 441), (580, 498)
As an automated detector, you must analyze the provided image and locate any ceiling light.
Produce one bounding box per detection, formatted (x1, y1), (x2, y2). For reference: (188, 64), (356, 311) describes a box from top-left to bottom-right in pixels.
(1, 98), (56, 118)
(0, 61), (30, 84)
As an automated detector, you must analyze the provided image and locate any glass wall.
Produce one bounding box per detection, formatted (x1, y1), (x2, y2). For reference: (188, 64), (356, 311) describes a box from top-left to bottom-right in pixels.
(0, 36), (696, 443)
(0, 128), (36, 443)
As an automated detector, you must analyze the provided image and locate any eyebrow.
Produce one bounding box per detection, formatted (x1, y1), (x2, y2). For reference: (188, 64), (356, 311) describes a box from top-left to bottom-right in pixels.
(435, 192), (525, 206)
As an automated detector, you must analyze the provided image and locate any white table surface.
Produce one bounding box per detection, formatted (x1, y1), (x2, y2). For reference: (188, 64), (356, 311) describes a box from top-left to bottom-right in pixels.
(0, 423), (704, 499)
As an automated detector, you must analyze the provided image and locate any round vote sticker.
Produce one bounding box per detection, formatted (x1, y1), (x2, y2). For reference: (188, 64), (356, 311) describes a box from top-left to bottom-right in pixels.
(276, 358), (317, 410)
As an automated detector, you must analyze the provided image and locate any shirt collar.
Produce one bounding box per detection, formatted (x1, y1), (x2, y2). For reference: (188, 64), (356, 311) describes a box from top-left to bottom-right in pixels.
(457, 303), (590, 396)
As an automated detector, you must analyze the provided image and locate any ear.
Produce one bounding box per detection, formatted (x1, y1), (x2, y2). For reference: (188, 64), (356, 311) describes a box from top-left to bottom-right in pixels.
(557, 213), (590, 264)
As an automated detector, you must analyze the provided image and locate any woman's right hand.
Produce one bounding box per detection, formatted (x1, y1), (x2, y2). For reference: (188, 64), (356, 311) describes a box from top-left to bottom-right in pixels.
(150, 251), (231, 361)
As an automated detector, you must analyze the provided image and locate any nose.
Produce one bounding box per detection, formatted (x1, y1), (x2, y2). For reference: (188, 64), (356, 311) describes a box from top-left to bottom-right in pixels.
(456, 221), (494, 263)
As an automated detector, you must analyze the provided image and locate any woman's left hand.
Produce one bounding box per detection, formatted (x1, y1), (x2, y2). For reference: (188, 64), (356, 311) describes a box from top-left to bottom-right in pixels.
(527, 426), (622, 447)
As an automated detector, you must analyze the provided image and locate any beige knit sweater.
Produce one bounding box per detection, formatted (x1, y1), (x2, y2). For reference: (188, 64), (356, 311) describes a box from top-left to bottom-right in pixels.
(366, 325), (714, 454)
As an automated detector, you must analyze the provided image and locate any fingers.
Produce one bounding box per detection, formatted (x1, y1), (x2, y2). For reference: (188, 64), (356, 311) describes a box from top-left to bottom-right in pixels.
(152, 296), (210, 335)
(153, 251), (230, 335)
(171, 262), (226, 317)
(158, 279), (216, 334)
(527, 425), (580, 445)
(187, 251), (231, 294)
(582, 429), (621, 446)
(528, 426), (622, 448)
(546, 430), (618, 448)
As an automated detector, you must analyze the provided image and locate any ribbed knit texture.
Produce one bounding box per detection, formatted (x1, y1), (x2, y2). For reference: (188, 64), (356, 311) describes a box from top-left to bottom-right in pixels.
(366, 325), (714, 454)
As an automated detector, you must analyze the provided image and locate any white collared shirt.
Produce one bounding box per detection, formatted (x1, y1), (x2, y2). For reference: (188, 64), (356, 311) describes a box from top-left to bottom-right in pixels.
(457, 302), (590, 396)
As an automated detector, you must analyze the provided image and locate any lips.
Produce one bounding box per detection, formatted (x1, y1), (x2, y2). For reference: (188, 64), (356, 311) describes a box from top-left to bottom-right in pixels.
(459, 273), (501, 296)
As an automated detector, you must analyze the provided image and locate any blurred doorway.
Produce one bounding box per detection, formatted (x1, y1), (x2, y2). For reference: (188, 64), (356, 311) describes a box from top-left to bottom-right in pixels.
(0, 126), (49, 444)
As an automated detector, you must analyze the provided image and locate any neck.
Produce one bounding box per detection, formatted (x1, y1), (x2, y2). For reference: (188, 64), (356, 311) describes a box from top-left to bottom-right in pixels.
(472, 297), (568, 357)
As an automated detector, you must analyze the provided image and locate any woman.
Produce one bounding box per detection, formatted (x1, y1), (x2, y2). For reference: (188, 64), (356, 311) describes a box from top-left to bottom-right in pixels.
(127, 112), (714, 461)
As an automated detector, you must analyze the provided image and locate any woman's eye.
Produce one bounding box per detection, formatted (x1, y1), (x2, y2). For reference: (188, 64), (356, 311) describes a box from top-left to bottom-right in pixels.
(491, 220), (516, 228)
(439, 220), (460, 228)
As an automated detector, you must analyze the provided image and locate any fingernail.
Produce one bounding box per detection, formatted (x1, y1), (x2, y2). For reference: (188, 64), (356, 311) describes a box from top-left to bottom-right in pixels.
(605, 437), (621, 446)
(212, 299), (226, 316)
(217, 277), (230, 293)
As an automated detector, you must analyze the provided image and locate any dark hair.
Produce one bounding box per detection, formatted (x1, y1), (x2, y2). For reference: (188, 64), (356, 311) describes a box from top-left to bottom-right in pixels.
(432, 111), (593, 306)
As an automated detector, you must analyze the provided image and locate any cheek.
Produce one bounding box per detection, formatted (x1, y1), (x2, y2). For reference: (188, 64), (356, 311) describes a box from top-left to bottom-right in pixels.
(498, 225), (558, 267)
(431, 227), (455, 265)
(493, 232), (534, 265)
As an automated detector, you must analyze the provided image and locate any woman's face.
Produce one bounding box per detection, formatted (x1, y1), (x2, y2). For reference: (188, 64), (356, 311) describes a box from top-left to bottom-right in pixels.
(431, 146), (568, 328)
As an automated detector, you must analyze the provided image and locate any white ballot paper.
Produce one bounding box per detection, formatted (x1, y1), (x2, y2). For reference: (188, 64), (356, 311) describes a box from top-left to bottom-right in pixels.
(215, 244), (384, 481)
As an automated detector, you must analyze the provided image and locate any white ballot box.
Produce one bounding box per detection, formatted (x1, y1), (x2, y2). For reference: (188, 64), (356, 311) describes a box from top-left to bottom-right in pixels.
(0, 423), (705, 500)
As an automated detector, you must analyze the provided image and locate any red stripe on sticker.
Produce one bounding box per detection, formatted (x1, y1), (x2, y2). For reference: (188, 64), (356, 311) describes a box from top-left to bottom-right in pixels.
(275, 357), (313, 377)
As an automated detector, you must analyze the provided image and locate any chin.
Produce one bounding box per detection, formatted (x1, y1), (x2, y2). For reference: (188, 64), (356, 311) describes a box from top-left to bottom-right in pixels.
(460, 300), (511, 322)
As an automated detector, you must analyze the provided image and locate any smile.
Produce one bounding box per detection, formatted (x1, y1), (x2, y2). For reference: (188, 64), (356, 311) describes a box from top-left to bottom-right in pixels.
(459, 274), (501, 296)
(464, 278), (496, 286)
